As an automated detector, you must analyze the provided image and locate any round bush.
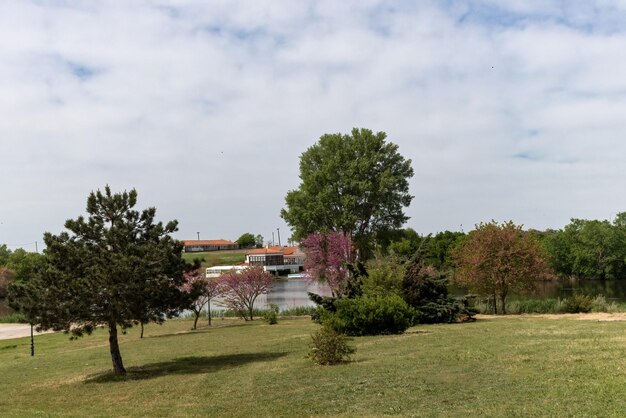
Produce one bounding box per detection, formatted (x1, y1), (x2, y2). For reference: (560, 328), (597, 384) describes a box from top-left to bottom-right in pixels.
(327, 294), (415, 336)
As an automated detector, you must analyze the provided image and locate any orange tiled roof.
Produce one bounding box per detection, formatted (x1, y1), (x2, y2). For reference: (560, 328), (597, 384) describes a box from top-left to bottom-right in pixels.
(183, 239), (237, 246)
(246, 246), (284, 255)
(246, 246), (302, 256)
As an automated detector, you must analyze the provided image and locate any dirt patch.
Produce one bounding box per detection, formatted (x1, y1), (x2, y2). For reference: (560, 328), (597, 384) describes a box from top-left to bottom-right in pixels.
(476, 313), (626, 321)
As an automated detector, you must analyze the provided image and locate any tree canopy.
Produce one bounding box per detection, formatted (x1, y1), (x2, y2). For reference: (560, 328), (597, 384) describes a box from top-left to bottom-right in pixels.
(281, 128), (414, 256)
(543, 214), (626, 280)
(452, 221), (551, 314)
(9, 186), (189, 374)
(236, 232), (263, 248)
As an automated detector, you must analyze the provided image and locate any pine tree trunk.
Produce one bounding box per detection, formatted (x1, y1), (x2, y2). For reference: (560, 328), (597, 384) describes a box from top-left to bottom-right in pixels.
(493, 293), (497, 315)
(501, 295), (507, 315)
(140, 322), (144, 339)
(108, 322), (126, 375)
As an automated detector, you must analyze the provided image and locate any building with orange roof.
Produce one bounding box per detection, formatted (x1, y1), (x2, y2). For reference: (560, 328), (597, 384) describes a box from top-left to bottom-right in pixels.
(245, 246), (305, 275)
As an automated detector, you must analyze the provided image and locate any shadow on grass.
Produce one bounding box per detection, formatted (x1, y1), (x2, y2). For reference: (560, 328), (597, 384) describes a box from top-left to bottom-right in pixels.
(142, 321), (254, 339)
(85, 352), (287, 383)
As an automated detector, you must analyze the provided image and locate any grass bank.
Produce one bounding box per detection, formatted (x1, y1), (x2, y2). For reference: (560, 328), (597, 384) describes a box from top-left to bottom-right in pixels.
(181, 249), (248, 268)
(1, 317), (625, 417)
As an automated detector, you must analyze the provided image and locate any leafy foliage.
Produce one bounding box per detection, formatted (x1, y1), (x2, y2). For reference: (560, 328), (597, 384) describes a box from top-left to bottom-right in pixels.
(0, 268), (12, 299)
(563, 294), (594, 313)
(302, 232), (356, 297)
(544, 214), (626, 280)
(281, 128), (414, 256)
(8, 186), (188, 374)
(402, 254), (475, 324)
(308, 325), (355, 365)
(362, 253), (406, 297)
(326, 295), (415, 336)
(236, 233), (257, 248)
(219, 266), (273, 321)
(264, 304), (279, 325)
(181, 267), (224, 329)
(453, 221), (551, 314)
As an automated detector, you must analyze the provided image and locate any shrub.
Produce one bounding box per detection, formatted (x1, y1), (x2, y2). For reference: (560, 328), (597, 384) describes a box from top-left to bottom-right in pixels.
(0, 311), (26, 323)
(326, 295), (415, 336)
(403, 261), (475, 323)
(563, 294), (594, 313)
(264, 304), (279, 325)
(308, 325), (355, 365)
(279, 306), (318, 316)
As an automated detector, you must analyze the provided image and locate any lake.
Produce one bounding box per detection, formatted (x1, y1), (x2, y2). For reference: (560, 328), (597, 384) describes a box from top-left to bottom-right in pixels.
(3, 278), (625, 318)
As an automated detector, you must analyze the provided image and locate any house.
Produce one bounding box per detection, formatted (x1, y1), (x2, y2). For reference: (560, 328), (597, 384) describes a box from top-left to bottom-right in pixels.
(245, 246), (305, 275)
(205, 265), (248, 278)
(182, 239), (239, 253)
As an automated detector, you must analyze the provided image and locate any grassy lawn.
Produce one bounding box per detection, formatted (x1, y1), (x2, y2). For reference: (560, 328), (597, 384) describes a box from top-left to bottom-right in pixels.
(182, 249), (248, 268)
(0, 317), (625, 417)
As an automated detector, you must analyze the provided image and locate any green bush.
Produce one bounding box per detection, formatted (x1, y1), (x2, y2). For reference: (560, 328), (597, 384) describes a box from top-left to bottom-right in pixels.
(0, 311), (27, 323)
(264, 304), (279, 325)
(326, 295), (415, 336)
(308, 325), (355, 365)
(563, 294), (593, 313)
(280, 306), (318, 316)
(403, 263), (475, 323)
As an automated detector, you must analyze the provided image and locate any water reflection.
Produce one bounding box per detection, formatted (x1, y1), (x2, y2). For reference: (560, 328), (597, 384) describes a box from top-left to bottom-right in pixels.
(258, 279), (331, 310)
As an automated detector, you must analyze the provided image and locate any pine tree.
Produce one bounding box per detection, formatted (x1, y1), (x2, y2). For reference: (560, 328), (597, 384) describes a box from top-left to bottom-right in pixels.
(11, 186), (188, 374)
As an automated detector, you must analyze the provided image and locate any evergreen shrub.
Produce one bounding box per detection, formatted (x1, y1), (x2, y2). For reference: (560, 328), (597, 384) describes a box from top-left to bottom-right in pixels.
(326, 295), (415, 336)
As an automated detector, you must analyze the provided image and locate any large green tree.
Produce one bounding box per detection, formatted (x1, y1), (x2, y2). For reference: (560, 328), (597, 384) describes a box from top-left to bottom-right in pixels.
(281, 128), (414, 256)
(9, 187), (188, 375)
(544, 215), (626, 280)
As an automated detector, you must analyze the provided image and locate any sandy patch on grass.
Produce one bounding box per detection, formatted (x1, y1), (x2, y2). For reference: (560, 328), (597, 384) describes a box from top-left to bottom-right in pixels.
(0, 324), (53, 340)
(477, 313), (626, 321)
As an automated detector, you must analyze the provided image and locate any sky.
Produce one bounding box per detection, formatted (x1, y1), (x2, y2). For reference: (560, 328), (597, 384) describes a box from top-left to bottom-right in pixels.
(3, 0), (626, 250)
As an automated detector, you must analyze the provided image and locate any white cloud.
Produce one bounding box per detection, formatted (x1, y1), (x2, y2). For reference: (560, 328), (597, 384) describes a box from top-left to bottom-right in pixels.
(2, 0), (626, 249)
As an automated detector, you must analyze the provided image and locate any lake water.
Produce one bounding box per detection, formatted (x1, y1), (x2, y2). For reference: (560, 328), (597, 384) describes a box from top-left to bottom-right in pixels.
(0, 279), (332, 317)
(3, 278), (625, 318)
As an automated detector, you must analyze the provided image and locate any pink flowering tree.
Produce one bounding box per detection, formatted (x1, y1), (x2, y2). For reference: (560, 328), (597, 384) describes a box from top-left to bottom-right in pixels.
(181, 268), (224, 329)
(219, 266), (273, 321)
(302, 232), (355, 297)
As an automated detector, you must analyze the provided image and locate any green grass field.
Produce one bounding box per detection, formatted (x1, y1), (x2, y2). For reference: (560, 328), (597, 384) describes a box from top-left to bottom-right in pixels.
(1, 316), (625, 417)
(182, 249), (248, 268)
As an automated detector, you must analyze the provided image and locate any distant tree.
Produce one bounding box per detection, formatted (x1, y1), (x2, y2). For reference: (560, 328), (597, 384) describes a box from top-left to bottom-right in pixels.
(452, 221), (551, 314)
(544, 216), (626, 280)
(302, 232), (355, 297)
(0, 244), (11, 266)
(281, 128), (414, 257)
(236, 233), (257, 248)
(255, 234), (264, 248)
(426, 231), (466, 271)
(387, 228), (423, 259)
(219, 266), (273, 321)
(181, 268), (223, 329)
(362, 253), (406, 298)
(8, 186), (188, 375)
(6, 249), (46, 283)
(0, 267), (13, 299)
